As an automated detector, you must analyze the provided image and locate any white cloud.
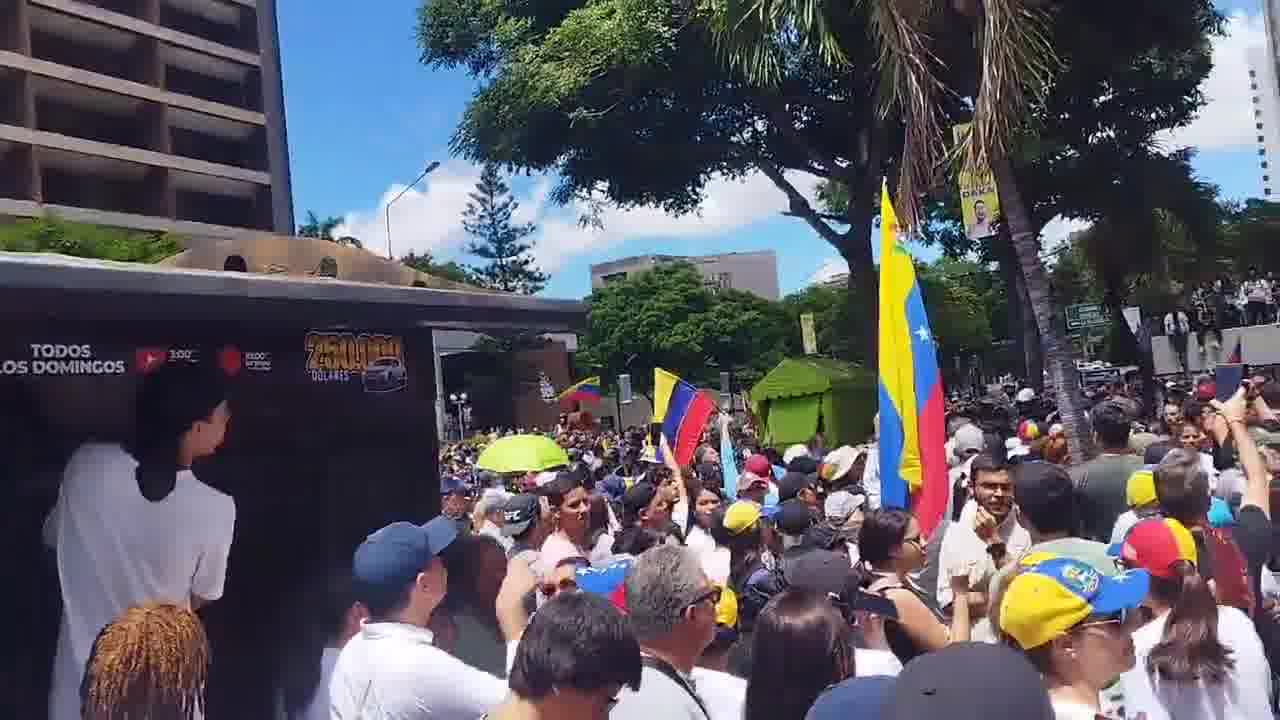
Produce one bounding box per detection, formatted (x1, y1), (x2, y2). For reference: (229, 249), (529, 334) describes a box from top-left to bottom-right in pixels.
(807, 257), (849, 286)
(1163, 11), (1265, 151)
(338, 167), (822, 273)
(334, 161), (483, 259)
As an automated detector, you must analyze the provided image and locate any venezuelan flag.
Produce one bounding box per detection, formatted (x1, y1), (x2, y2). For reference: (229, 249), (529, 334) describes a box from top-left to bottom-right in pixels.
(558, 376), (602, 408)
(877, 181), (949, 539)
(654, 368), (718, 467)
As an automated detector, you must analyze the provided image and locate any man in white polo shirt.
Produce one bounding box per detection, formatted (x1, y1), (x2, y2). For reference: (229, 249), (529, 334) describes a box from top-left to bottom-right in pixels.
(330, 516), (529, 719)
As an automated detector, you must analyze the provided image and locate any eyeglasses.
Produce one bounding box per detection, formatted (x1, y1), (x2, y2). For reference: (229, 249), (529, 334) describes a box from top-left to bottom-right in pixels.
(688, 587), (722, 610)
(903, 535), (925, 551)
(539, 577), (580, 598)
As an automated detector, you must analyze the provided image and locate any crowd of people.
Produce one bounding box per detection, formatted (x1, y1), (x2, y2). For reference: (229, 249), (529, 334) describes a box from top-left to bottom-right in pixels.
(40, 358), (1280, 720)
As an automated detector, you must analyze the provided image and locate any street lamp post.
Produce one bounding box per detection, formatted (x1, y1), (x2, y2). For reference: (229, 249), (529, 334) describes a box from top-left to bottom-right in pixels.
(385, 161), (442, 260)
(449, 392), (469, 441)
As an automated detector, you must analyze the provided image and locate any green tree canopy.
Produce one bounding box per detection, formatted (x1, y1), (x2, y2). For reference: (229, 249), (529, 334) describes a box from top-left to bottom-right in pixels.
(463, 164), (549, 294)
(579, 262), (789, 398)
(401, 251), (477, 286)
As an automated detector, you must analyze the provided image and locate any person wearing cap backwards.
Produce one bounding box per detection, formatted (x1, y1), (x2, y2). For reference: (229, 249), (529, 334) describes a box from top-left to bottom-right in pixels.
(996, 555), (1150, 720)
(330, 517), (532, 719)
(884, 642), (1054, 720)
(43, 362), (235, 720)
(500, 493), (554, 574)
(1115, 517), (1273, 720)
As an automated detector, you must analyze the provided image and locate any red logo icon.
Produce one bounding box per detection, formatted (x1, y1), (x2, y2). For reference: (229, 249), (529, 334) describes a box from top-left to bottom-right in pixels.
(218, 346), (242, 377)
(135, 348), (168, 374)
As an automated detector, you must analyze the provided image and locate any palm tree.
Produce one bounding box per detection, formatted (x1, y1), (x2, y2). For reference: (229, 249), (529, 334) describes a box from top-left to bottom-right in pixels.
(713, 0), (1095, 459)
(297, 211), (363, 248)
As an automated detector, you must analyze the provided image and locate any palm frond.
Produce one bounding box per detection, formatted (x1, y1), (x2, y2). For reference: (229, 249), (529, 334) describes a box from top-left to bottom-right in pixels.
(963, 0), (1058, 175)
(865, 0), (948, 230)
(707, 0), (848, 86)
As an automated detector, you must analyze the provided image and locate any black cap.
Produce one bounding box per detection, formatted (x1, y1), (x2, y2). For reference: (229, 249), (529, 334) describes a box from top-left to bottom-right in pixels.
(807, 676), (895, 720)
(784, 549), (851, 595)
(500, 494), (541, 536)
(778, 471), (816, 502)
(622, 482), (659, 519)
(787, 456), (819, 475)
(887, 643), (1053, 720)
(775, 499), (815, 536)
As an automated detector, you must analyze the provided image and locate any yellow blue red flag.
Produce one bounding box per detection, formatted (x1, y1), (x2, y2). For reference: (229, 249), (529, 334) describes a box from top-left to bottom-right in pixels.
(877, 181), (949, 539)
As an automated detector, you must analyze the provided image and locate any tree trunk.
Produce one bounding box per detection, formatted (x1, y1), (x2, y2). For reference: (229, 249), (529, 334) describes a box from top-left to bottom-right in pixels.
(998, 243), (1028, 380)
(993, 154), (1096, 461)
(1018, 268), (1044, 391)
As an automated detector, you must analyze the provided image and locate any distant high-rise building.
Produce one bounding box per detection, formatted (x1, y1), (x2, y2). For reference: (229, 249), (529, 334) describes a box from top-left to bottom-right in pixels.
(1248, 43), (1280, 200)
(590, 251), (781, 301)
(0, 0), (293, 238)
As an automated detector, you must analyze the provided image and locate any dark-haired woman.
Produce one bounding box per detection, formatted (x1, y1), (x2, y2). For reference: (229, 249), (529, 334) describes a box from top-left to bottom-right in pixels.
(278, 571), (368, 720)
(744, 589), (853, 720)
(483, 592), (641, 720)
(44, 361), (235, 720)
(1118, 517), (1272, 719)
(859, 508), (971, 665)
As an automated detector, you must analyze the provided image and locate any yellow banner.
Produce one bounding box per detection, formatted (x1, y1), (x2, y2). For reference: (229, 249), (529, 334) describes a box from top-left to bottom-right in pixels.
(953, 123), (1000, 241)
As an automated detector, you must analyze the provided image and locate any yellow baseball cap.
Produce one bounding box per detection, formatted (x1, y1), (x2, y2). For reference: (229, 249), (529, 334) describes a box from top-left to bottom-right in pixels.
(1126, 466), (1158, 508)
(715, 584), (739, 627)
(723, 501), (763, 535)
(999, 555), (1150, 650)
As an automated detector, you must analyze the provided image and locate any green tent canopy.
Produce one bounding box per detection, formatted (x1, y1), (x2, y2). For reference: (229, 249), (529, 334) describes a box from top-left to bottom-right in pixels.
(749, 358), (877, 449)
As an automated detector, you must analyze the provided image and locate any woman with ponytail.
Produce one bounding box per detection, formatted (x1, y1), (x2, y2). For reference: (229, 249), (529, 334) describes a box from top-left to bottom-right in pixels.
(1117, 517), (1272, 719)
(45, 361), (235, 720)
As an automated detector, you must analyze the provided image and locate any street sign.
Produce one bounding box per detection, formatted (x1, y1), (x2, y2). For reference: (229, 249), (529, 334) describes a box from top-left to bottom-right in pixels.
(1066, 303), (1110, 331)
(800, 313), (818, 355)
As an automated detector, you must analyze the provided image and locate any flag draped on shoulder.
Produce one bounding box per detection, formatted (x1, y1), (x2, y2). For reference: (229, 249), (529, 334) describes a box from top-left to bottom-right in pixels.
(877, 181), (949, 539)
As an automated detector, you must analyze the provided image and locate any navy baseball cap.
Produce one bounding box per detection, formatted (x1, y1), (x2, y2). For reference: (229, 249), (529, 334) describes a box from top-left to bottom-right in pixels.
(808, 676), (895, 720)
(353, 517), (458, 603)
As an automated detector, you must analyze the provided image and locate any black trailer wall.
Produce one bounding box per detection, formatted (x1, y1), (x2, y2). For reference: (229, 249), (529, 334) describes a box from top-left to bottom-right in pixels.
(0, 322), (439, 718)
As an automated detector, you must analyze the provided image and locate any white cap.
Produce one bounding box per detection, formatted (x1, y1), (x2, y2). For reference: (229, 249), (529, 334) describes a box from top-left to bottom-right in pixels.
(1005, 437), (1030, 459)
(824, 490), (866, 523)
(783, 444), (811, 464)
(1016, 388), (1037, 403)
(953, 424), (985, 455)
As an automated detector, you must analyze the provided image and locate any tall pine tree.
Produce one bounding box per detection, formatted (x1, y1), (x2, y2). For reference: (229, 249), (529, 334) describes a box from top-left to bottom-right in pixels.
(462, 164), (548, 294)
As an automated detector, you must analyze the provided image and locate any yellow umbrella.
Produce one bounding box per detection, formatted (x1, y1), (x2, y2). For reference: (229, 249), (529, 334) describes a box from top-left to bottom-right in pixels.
(476, 434), (569, 473)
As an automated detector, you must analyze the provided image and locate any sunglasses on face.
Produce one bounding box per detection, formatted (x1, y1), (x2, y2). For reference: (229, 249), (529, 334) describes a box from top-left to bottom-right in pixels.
(540, 577), (580, 597)
(688, 587), (722, 610)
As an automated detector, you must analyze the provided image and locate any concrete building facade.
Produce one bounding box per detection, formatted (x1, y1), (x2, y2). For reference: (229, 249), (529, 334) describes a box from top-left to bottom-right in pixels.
(1248, 44), (1280, 200)
(590, 250), (780, 300)
(0, 0), (293, 239)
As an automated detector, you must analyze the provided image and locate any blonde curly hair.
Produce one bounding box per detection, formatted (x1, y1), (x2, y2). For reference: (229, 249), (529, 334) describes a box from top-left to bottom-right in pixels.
(80, 603), (209, 720)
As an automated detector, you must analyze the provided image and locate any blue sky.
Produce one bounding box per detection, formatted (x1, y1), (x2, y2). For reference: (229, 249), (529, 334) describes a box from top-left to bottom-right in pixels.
(278, 0), (1269, 299)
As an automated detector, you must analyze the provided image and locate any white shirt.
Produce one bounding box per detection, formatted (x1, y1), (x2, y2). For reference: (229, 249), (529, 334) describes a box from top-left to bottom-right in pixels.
(854, 648), (903, 677)
(329, 622), (509, 720)
(298, 647), (341, 720)
(702, 545), (731, 586)
(476, 521), (512, 552)
(1122, 606), (1273, 720)
(861, 444), (881, 510)
(936, 501), (1031, 609)
(45, 443), (235, 720)
(1164, 311), (1190, 335)
(686, 525), (717, 566)
(690, 667), (745, 720)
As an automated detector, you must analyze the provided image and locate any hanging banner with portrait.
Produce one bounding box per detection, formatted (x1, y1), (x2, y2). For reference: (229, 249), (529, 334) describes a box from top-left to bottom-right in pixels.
(952, 123), (1001, 241)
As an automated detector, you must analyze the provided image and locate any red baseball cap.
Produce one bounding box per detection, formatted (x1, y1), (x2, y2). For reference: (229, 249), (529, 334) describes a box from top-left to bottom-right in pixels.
(1195, 379), (1216, 402)
(745, 454), (772, 477)
(1112, 517), (1197, 579)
